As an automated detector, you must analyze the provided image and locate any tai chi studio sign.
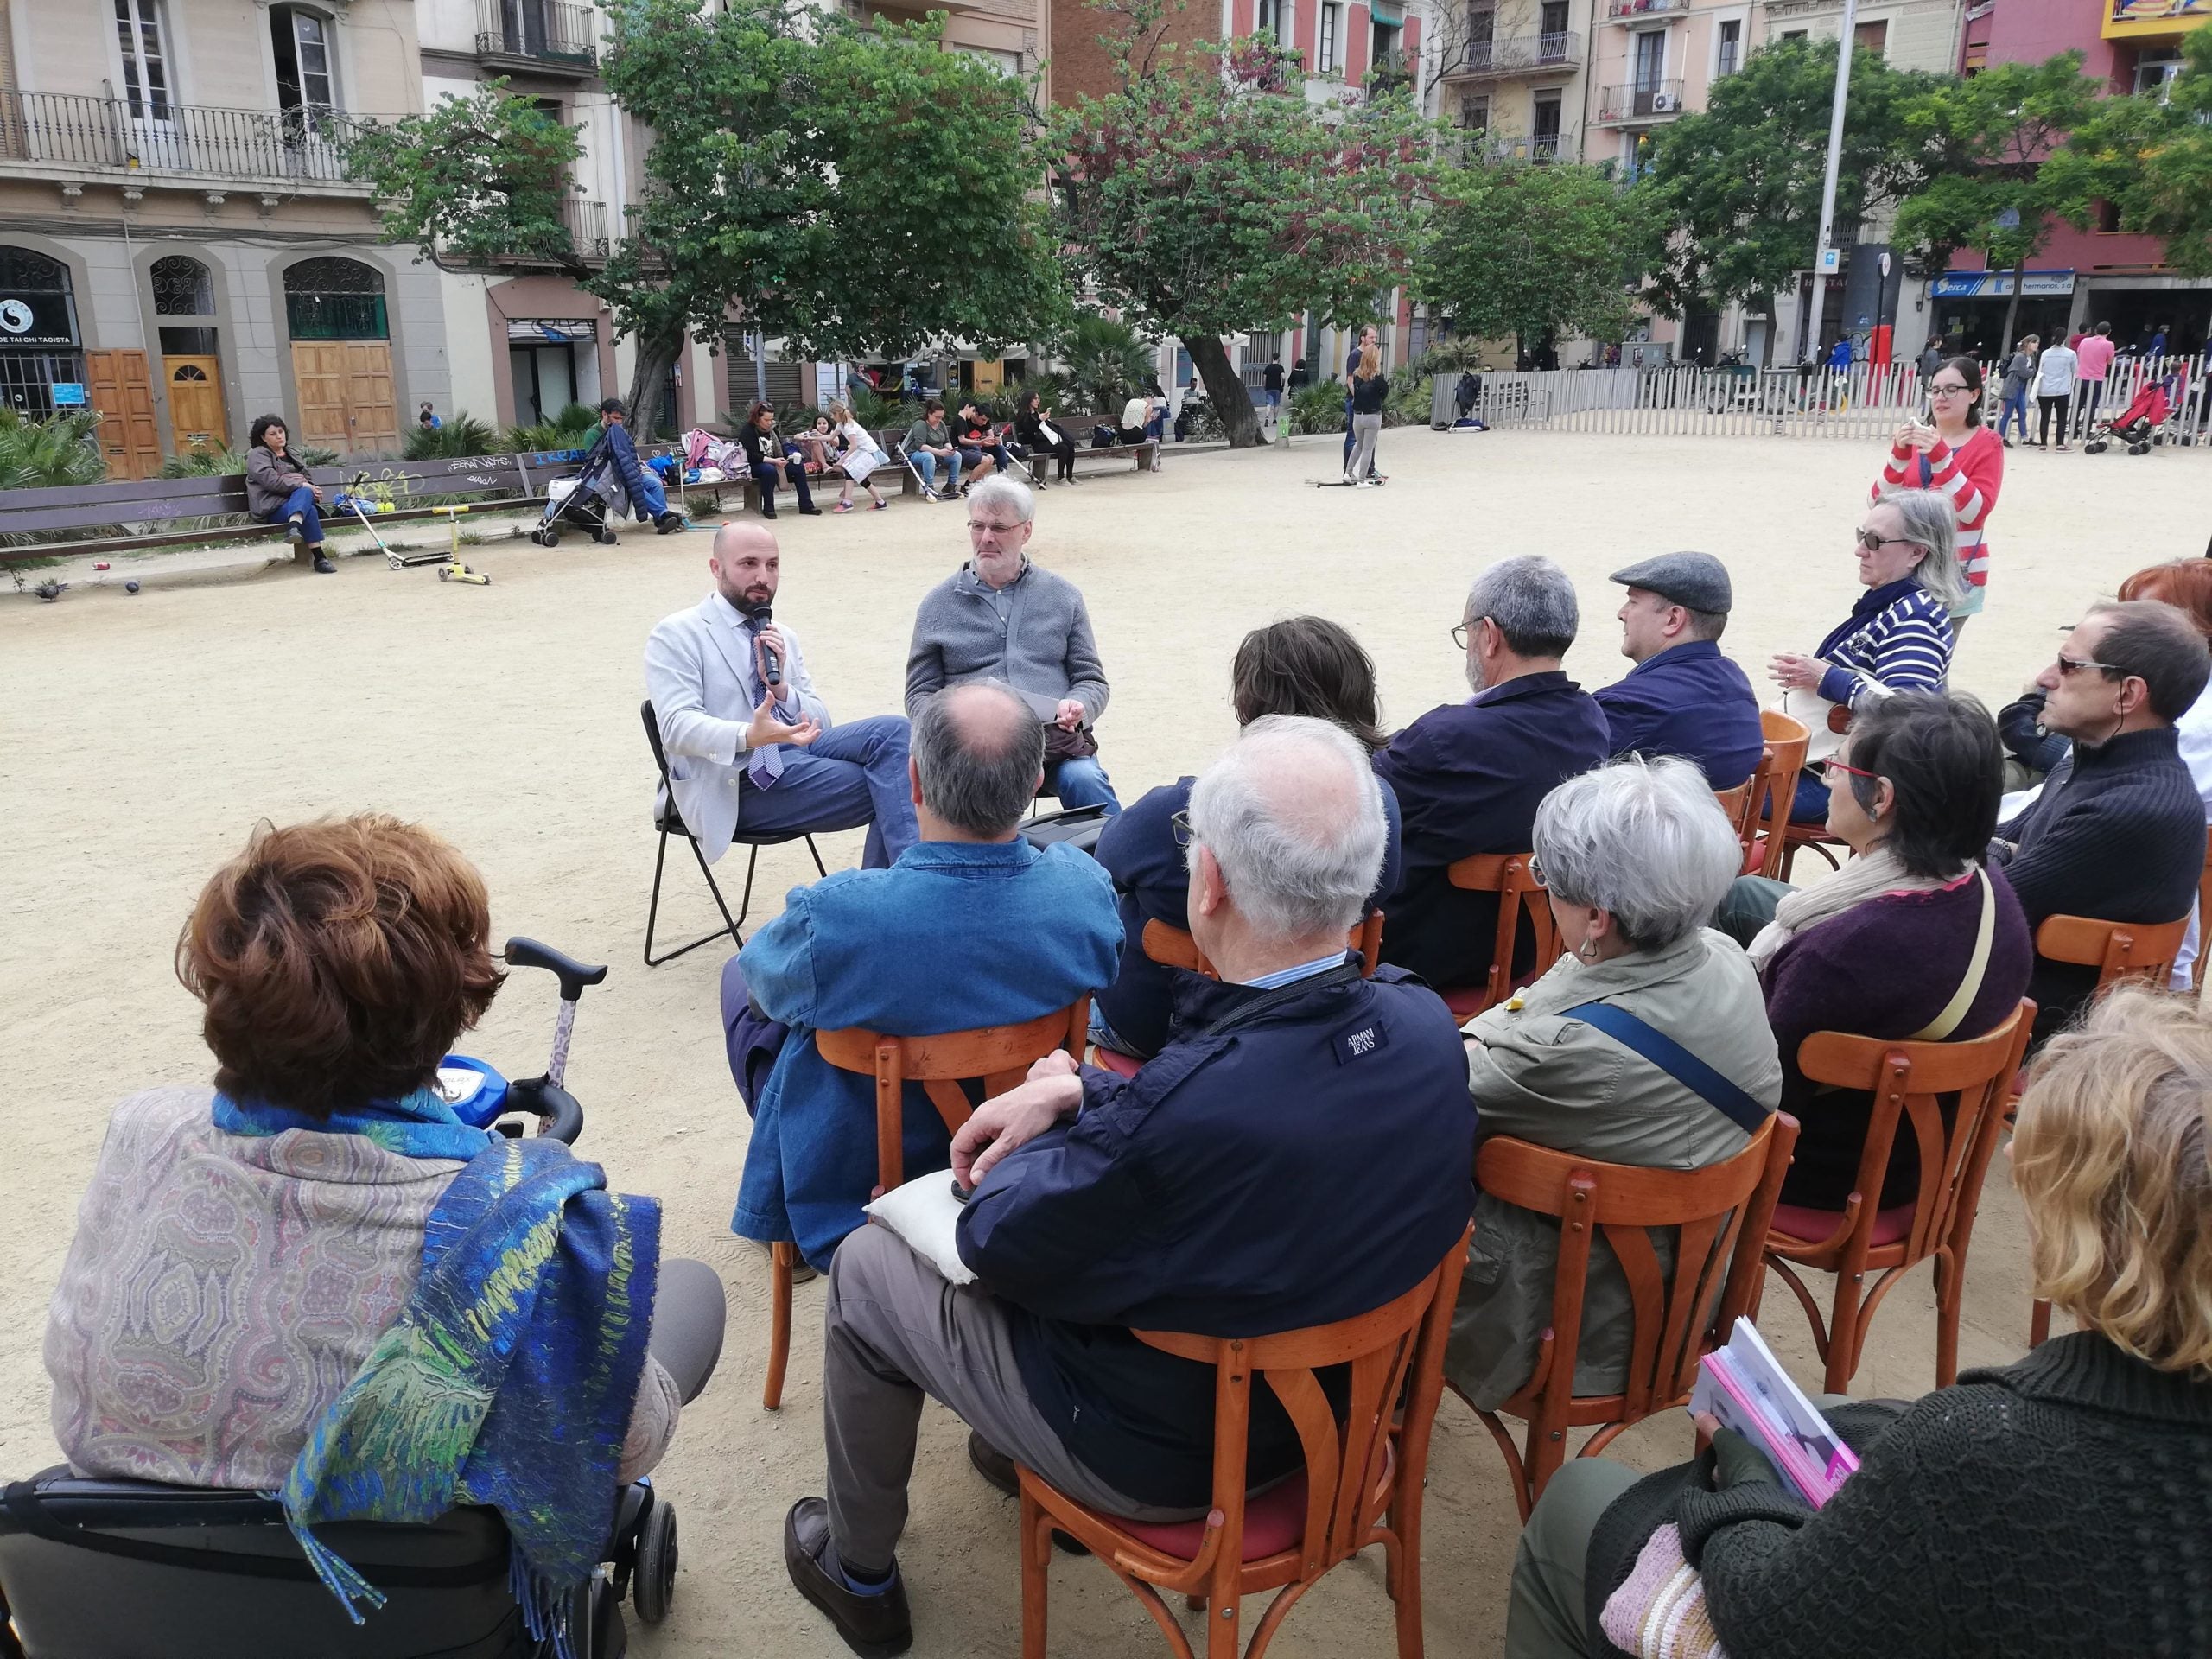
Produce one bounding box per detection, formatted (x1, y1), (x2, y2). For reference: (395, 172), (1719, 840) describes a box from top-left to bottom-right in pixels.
(0, 291), (78, 350)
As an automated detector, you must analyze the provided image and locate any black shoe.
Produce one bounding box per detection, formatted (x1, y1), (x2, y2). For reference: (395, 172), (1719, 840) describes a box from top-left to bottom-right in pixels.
(799, 505), (823, 516)
(966, 1433), (1089, 1555)
(785, 1498), (912, 1658)
(312, 553), (336, 575)
(761, 507), (778, 519)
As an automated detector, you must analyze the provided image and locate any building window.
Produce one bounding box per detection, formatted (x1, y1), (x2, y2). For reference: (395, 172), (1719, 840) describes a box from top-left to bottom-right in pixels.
(1459, 93), (1490, 132)
(112, 0), (174, 122)
(1539, 0), (1568, 47)
(1631, 29), (1665, 91)
(1781, 29), (1807, 42)
(2134, 48), (2183, 97)
(151, 255), (213, 317)
(1319, 2), (1340, 73)
(283, 256), (387, 341)
(1533, 91), (1561, 157)
(1256, 0), (1279, 35)
(0, 246), (86, 419)
(1717, 18), (1741, 76)
(1853, 18), (1887, 57)
(271, 4), (339, 118)
(1372, 19), (1401, 73)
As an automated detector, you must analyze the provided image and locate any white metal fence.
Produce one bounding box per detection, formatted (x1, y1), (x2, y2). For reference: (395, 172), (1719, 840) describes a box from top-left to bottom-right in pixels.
(1460, 354), (2212, 449)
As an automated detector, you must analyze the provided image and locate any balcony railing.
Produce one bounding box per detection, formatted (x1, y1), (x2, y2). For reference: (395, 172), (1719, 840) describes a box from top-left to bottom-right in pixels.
(0, 89), (370, 182)
(557, 196), (612, 259)
(1595, 79), (1687, 122)
(1459, 130), (1567, 162)
(474, 0), (599, 70)
(1446, 32), (1584, 79)
(1606, 0), (1688, 16)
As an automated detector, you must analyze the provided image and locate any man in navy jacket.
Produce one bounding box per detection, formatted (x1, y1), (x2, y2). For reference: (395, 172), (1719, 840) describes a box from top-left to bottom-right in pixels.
(781, 717), (1475, 1656)
(1595, 552), (1764, 790)
(1376, 554), (1612, 991)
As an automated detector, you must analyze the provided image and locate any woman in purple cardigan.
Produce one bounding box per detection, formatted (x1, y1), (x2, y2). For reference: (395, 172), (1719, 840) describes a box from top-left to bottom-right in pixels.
(1749, 692), (2032, 1211)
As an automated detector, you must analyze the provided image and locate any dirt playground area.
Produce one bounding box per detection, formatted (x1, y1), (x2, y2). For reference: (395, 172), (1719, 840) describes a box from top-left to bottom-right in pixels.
(5, 427), (2207, 1657)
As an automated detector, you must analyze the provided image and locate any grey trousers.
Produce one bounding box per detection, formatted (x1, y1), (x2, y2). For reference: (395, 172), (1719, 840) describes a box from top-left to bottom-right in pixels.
(1715, 874), (1791, 947)
(1507, 1459), (1642, 1659)
(1345, 410), (1383, 481)
(823, 1223), (1201, 1573)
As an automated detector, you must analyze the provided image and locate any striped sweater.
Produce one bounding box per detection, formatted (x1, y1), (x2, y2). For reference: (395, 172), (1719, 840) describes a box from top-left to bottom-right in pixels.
(1813, 576), (1955, 710)
(1872, 425), (2004, 596)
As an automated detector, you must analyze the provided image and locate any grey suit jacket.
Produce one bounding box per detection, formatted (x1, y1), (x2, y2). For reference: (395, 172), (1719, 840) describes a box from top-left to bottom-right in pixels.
(644, 593), (833, 864)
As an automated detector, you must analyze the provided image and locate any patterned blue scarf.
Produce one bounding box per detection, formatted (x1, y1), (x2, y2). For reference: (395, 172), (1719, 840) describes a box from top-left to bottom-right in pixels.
(267, 1135), (659, 1658)
(213, 1084), (501, 1163)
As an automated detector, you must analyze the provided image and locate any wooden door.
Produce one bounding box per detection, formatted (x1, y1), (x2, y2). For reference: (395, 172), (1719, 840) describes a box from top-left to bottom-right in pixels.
(162, 355), (226, 452)
(289, 342), (350, 450)
(84, 348), (162, 480)
(343, 341), (397, 452)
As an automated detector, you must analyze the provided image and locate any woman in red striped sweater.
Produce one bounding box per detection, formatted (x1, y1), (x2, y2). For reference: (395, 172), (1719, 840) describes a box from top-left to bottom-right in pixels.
(1874, 354), (2004, 635)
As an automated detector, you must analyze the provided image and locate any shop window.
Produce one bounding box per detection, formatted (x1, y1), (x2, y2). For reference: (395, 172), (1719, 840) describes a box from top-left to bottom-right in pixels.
(0, 245), (86, 417)
(283, 256), (387, 340)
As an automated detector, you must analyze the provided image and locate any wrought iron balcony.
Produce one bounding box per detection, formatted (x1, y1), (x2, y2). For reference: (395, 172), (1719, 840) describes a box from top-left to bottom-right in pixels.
(1594, 79), (1687, 123)
(1457, 130), (1568, 163)
(1443, 32), (1584, 80)
(0, 89), (372, 184)
(557, 196), (612, 259)
(474, 0), (600, 73)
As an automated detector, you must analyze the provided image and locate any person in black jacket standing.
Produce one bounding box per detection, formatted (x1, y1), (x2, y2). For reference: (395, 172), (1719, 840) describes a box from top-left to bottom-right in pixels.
(779, 717), (1474, 1657)
(1342, 345), (1390, 485)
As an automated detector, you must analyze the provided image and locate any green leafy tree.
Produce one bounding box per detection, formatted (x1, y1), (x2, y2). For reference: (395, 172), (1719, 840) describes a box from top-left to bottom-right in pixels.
(352, 0), (1067, 441)
(1417, 159), (1650, 361)
(2044, 29), (2212, 278)
(1636, 38), (1944, 326)
(1890, 54), (2103, 355)
(1049, 8), (1433, 448)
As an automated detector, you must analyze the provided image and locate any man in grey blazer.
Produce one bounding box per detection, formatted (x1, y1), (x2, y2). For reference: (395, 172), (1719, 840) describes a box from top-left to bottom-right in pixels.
(646, 522), (918, 869)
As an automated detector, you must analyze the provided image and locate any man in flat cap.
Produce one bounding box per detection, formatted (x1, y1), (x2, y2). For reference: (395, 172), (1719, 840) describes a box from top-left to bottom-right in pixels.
(1595, 552), (1764, 790)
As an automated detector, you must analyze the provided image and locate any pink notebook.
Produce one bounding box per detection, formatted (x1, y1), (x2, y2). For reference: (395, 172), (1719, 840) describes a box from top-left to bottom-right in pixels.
(1688, 1319), (1860, 1507)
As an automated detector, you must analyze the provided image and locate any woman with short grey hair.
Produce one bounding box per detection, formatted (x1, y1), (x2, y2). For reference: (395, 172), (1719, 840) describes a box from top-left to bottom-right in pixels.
(1446, 756), (1782, 1411)
(1768, 486), (1961, 822)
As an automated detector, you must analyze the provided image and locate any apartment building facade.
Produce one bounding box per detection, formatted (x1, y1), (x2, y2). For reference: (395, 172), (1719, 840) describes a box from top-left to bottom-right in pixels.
(0, 0), (444, 474)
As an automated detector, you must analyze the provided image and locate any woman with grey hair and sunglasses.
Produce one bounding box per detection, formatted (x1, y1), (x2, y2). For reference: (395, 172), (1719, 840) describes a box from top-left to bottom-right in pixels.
(1768, 486), (1962, 823)
(1446, 756), (1782, 1410)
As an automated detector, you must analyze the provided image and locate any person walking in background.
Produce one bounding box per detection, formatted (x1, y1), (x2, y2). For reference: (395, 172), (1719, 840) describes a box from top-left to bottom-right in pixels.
(1875, 355), (2003, 632)
(2146, 323), (2169, 361)
(1916, 338), (1944, 381)
(2035, 334), (2080, 449)
(1342, 346), (1389, 487)
(1826, 334), (1854, 375)
(1262, 353), (1285, 429)
(1997, 335), (2037, 448)
(245, 414), (334, 575)
(2075, 321), (2117, 429)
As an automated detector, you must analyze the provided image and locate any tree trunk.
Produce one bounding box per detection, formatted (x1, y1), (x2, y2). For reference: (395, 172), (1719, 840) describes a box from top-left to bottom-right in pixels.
(1998, 267), (2024, 360)
(626, 328), (685, 446)
(1183, 333), (1262, 448)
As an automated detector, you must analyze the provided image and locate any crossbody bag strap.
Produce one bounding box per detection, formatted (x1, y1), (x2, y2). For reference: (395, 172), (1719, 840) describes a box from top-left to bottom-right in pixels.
(1558, 1001), (1770, 1136)
(1908, 868), (1996, 1043)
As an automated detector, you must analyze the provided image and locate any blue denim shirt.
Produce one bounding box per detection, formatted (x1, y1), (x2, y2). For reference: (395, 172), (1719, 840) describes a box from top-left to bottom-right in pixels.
(731, 837), (1122, 1268)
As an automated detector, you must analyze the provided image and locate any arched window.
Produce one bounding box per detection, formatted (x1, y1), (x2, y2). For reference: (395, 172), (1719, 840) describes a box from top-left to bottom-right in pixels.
(0, 245), (85, 416)
(283, 256), (386, 340)
(151, 255), (213, 316)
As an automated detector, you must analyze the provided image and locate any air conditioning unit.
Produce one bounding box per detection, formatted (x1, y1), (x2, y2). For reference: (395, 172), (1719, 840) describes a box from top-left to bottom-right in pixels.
(1650, 92), (1679, 111)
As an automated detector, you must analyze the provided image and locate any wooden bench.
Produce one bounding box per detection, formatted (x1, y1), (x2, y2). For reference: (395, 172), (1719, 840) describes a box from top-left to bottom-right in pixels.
(1017, 413), (1159, 482)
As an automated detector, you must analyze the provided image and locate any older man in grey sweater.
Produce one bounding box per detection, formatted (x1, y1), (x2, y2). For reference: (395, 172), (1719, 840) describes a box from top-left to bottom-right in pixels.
(906, 474), (1119, 814)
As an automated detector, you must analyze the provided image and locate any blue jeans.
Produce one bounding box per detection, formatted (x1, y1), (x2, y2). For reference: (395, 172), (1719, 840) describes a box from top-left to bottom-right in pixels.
(1790, 768), (1830, 823)
(736, 714), (917, 868)
(1048, 754), (1121, 817)
(262, 485), (323, 546)
(911, 449), (962, 493)
(1998, 387), (2029, 442)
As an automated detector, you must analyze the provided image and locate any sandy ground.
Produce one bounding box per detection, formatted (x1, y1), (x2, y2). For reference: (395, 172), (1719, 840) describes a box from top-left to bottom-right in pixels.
(5, 427), (2207, 1658)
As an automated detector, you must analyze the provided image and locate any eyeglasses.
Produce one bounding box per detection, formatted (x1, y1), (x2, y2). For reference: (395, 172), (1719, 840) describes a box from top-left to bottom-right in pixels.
(2054, 652), (2120, 677)
(1825, 760), (1878, 783)
(1928, 381), (1970, 396)
(1855, 529), (1921, 553)
(1451, 619), (1485, 650)
(968, 520), (1020, 535)
(1527, 853), (1547, 888)
(1170, 810), (1194, 847)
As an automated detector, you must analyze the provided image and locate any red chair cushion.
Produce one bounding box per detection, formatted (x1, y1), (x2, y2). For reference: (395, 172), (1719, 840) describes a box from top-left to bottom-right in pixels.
(1092, 1046), (1141, 1078)
(1119, 1473), (1310, 1562)
(1440, 985), (1487, 1020)
(1770, 1201), (1916, 1249)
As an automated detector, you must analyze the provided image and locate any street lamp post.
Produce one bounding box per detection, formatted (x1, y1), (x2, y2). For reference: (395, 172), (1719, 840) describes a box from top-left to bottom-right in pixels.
(1802, 0), (1859, 365)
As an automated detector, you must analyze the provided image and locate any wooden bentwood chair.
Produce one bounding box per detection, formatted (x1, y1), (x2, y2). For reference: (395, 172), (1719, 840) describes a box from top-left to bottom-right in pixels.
(1462, 1112), (1800, 1520)
(760, 998), (1090, 1410)
(1434, 854), (1562, 1021)
(1744, 709), (1821, 881)
(2022, 911), (2190, 1345)
(1763, 1001), (2033, 1394)
(1017, 1224), (1471, 1659)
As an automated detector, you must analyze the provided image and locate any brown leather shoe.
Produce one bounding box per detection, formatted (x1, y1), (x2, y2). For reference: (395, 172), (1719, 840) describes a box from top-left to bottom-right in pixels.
(784, 1497), (912, 1658)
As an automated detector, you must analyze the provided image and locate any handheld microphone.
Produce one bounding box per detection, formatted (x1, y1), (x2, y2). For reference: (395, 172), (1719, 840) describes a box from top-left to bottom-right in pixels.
(748, 604), (783, 690)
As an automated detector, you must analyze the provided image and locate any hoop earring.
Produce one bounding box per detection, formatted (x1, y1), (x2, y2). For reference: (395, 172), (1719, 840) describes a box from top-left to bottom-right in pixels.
(1578, 939), (1599, 961)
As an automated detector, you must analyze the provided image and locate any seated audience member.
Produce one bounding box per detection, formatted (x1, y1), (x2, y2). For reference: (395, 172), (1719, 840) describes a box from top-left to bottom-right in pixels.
(737, 400), (820, 519)
(902, 399), (963, 500)
(646, 522), (918, 872)
(1744, 694), (2032, 1210)
(906, 474), (1121, 815)
(2113, 561), (2212, 986)
(45, 816), (719, 1529)
(1014, 388), (1079, 486)
(1450, 758), (1779, 1408)
(578, 397), (686, 536)
(1596, 552), (1764, 788)
(244, 414), (334, 574)
(1990, 598), (2210, 1044)
(780, 717), (1475, 1654)
(1376, 554), (1612, 989)
(723, 682), (1121, 1270)
(1091, 615), (1405, 1058)
(1769, 487), (1962, 822)
(953, 399), (1006, 484)
(1507, 985), (2212, 1659)
(1998, 673), (2073, 789)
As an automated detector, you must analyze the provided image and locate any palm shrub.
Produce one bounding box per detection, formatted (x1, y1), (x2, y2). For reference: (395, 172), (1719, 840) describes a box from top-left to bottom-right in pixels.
(1058, 314), (1154, 413)
(159, 443), (244, 478)
(1288, 378), (1347, 435)
(403, 412), (499, 459)
(0, 408), (106, 493)
(844, 384), (902, 430)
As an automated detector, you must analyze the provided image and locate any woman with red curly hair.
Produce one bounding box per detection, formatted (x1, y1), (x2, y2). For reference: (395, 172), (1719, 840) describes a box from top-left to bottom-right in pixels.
(43, 816), (719, 1537)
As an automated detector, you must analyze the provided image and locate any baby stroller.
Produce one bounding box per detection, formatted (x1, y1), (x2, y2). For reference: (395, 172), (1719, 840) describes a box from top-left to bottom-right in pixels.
(2082, 376), (2178, 455)
(531, 431), (685, 549)
(0, 938), (721, 1659)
